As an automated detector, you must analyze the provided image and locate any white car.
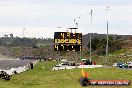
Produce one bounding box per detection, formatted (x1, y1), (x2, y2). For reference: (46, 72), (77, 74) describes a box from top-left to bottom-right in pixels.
(113, 63), (117, 67)
(52, 66), (66, 70)
(128, 62), (132, 68)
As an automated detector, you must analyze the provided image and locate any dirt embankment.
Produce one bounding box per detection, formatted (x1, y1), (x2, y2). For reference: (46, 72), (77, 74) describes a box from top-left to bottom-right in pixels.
(0, 47), (15, 60)
(0, 53), (10, 60)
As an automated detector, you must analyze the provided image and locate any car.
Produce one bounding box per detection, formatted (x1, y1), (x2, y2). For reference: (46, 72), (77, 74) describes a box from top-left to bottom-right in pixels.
(117, 62), (128, 68)
(128, 61), (132, 68)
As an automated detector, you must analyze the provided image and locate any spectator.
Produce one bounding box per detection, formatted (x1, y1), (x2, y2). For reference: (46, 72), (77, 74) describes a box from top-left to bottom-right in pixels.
(89, 60), (92, 65)
(93, 61), (96, 65)
(30, 62), (33, 69)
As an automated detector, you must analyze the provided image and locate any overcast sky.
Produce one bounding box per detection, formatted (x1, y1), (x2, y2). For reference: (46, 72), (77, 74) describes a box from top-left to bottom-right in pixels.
(0, 0), (132, 38)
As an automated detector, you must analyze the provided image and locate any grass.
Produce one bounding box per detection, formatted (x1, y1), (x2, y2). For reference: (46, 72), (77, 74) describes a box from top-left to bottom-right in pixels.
(0, 61), (132, 88)
(90, 48), (132, 65)
(110, 49), (126, 55)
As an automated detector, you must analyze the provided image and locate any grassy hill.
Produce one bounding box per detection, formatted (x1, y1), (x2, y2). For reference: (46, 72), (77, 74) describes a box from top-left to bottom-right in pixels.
(0, 61), (132, 88)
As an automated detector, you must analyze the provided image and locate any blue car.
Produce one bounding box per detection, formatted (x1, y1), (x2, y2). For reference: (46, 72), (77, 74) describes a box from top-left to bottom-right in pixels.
(117, 62), (128, 68)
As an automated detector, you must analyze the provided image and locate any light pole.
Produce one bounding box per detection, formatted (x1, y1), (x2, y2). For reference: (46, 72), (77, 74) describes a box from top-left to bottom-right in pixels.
(56, 27), (64, 70)
(73, 16), (81, 68)
(89, 10), (93, 60)
(74, 15), (81, 32)
(23, 28), (25, 37)
(57, 26), (71, 69)
(22, 28), (26, 59)
(67, 27), (77, 33)
(106, 6), (109, 63)
(67, 27), (78, 68)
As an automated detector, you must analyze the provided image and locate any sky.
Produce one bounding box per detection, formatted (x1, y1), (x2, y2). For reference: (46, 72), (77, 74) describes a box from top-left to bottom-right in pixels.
(0, 0), (132, 38)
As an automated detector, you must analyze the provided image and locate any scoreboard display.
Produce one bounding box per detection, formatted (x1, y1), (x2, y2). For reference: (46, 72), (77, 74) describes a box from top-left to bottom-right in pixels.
(54, 45), (82, 51)
(54, 32), (82, 51)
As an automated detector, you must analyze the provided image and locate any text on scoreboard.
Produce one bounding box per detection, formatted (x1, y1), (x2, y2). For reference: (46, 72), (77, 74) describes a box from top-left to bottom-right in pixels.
(54, 32), (82, 51)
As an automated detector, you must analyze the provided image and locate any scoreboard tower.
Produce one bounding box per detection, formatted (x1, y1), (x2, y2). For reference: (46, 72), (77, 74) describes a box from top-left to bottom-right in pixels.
(54, 32), (82, 69)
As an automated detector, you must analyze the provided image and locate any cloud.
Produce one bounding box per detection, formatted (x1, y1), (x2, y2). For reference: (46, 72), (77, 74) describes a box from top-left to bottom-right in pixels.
(0, 0), (132, 38)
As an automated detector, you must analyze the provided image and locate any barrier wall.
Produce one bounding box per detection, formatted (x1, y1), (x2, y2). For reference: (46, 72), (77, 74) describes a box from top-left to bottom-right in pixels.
(52, 65), (102, 70)
(78, 65), (102, 68)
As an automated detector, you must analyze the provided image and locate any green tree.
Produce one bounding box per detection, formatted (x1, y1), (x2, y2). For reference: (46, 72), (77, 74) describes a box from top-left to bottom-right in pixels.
(87, 36), (122, 55)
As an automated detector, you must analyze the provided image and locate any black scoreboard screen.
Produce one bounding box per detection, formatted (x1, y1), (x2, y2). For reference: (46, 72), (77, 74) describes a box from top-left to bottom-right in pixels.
(54, 32), (82, 39)
(54, 32), (82, 51)
(54, 45), (82, 51)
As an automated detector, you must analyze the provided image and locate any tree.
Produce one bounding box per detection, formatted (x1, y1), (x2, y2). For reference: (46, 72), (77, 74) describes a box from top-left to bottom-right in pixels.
(10, 33), (13, 38)
(87, 36), (122, 55)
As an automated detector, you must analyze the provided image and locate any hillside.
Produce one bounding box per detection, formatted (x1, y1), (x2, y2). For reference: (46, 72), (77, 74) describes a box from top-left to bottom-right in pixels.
(82, 33), (131, 46)
(0, 33), (132, 65)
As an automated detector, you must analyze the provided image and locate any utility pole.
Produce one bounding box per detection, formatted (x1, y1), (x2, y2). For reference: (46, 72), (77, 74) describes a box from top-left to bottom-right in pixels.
(89, 10), (93, 60)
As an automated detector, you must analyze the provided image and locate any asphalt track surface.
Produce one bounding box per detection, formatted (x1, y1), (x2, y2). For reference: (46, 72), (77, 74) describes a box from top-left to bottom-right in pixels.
(0, 60), (34, 70)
